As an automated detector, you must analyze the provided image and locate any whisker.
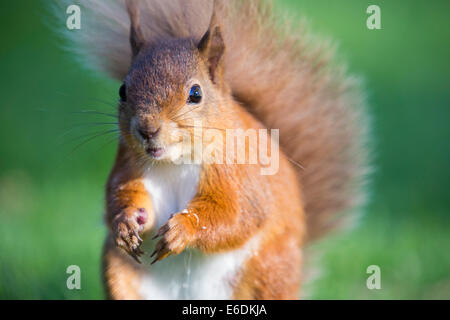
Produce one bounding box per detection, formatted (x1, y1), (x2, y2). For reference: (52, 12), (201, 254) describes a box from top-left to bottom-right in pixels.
(66, 121), (118, 129)
(66, 129), (119, 154)
(55, 90), (118, 111)
(58, 127), (119, 145)
(57, 124), (119, 144)
(172, 104), (203, 121)
(286, 156), (305, 170)
(176, 116), (207, 123)
(71, 110), (117, 118)
(89, 97), (118, 110)
(93, 133), (120, 154)
(178, 124), (227, 132)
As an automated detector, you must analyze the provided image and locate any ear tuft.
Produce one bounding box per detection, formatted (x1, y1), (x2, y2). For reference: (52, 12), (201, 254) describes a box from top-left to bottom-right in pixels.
(198, 10), (225, 83)
(126, 0), (145, 58)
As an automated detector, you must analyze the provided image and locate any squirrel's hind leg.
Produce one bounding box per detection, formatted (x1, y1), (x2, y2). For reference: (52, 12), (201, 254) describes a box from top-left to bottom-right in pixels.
(232, 232), (303, 300)
(102, 235), (144, 300)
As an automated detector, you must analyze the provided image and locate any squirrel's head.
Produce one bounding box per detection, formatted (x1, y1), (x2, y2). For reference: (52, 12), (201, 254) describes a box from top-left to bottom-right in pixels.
(119, 1), (227, 163)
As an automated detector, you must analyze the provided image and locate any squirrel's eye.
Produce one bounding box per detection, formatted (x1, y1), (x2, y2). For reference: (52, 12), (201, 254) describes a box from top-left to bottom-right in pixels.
(188, 84), (202, 104)
(119, 83), (127, 102)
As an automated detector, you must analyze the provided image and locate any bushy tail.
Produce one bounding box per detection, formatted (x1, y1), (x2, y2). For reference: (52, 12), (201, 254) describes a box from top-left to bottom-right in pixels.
(58, 0), (369, 241)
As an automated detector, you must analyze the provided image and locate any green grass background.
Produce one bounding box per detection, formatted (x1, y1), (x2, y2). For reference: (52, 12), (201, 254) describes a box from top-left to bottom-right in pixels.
(0, 0), (449, 299)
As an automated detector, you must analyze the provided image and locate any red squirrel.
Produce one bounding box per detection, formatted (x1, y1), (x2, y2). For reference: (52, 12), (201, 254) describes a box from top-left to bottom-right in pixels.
(63, 0), (368, 299)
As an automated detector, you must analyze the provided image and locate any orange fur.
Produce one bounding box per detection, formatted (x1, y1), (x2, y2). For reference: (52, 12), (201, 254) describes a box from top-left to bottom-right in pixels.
(102, 236), (143, 299)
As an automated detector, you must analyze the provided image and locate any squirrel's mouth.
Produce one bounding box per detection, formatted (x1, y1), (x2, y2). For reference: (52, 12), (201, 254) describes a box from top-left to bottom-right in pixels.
(146, 147), (165, 159)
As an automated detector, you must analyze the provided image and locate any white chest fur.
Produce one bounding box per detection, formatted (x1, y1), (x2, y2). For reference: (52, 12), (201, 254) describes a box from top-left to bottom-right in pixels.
(142, 163), (200, 229)
(139, 163), (259, 300)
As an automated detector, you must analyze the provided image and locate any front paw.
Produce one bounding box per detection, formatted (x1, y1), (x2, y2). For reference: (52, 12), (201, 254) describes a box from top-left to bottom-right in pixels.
(150, 210), (197, 264)
(112, 207), (148, 263)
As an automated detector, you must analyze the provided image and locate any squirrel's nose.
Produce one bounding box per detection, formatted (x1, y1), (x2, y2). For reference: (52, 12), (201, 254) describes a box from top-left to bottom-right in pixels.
(138, 126), (160, 141)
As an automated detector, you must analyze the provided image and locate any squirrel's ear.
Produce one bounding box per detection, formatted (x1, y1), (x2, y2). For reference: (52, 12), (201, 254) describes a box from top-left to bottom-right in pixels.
(126, 0), (145, 58)
(198, 8), (225, 84)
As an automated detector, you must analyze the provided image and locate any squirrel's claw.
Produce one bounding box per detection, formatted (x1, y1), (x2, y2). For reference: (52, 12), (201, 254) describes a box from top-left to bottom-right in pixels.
(150, 213), (195, 264)
(118, 232), (145, 264)
(134, 230), (143, 243)
(150, 233), (172, 264)
(150, 247), (171, 265)
(129, 251), (142, 264)
(113, 209), (146, 263)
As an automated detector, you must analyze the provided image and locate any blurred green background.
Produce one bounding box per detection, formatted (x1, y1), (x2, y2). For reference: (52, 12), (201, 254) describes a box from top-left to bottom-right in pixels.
(0, 0), (449, 299)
